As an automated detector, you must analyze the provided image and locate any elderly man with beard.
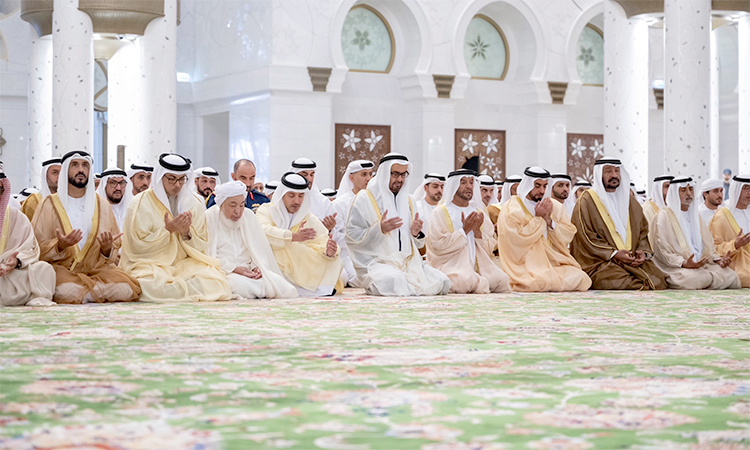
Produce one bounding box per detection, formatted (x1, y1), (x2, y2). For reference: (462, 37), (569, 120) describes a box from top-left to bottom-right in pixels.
(256, 172), (343, 297)
(497, 167), (591, 292)
(206, 181), (298, 299)
(96, 167), (133, 231)
(21, 157), (61, 221)
(31, 151), (140, 304)
(650, 177), (739, 290)
(570, 157), (667, 290)
(413, 173), (445, 234)
(120, 153), (233, 302)
(127, 162), (154, 197)
(710, 174), (750, 287)
(426, 169), (510, 294)
(346, 153), (450, 297)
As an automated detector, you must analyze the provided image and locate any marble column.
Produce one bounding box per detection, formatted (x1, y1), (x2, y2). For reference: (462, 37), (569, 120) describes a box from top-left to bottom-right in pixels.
(139, 0), (177, 161)
(52, 0), (94, 156)
(107, 41), (139, 168)
(710, 29), (720, 179)
(603, 0), (649, 188)
(29, 30), (53, 188)
(739, 15), (750, 173)
(405, 99), (455, 178)
(663, 0), (711, 180)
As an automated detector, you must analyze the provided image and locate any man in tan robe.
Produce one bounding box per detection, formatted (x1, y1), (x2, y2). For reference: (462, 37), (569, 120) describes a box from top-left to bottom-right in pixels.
(643, 175), (673, 224)
(426, 169), (510, 294)
(0, 170), (56, 306)
(256, 172), (343, 296)
(709, 175), (750, 287)
(571, 157), (667, 290)
(21, 157), (61, 221)
(487, 174), (521, 226)
(497, 167), (591, 292)
(651, 177), (740, 289)
(120, 153), (233, 302)
(32, 151), (140, 304)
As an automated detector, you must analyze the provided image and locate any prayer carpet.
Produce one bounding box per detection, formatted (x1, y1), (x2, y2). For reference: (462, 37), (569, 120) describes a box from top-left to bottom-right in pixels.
(1, 289), (750, 449)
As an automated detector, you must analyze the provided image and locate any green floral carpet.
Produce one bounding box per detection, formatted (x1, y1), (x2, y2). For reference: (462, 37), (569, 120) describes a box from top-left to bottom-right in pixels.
(1, 289), (750, 449)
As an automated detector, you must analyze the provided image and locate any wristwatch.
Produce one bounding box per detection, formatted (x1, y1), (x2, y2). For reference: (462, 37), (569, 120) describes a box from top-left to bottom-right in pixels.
(15, 259), (22, 269)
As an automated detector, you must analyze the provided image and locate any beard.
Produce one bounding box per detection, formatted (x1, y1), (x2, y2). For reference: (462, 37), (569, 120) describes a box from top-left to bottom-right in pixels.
(107, 193), (123, 204)
(199, 187), (212, 198)
(68, 174), (88, 189)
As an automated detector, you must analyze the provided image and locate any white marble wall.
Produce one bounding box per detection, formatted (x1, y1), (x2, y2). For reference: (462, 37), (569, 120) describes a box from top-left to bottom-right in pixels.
(28, 32), (53, 188)
(739, 16), (750, 174)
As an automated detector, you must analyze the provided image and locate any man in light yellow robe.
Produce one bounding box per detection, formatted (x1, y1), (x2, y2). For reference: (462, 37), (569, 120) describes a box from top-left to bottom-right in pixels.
(0, 170), (56, 306)
(709, 174), (750, 287)
(120, 153), (233, 302)
(487, 174), (521, 226)
(257, 172), (342, 296)
(643, 175), (673, 224)
(426, 169), (510, 294)
(21, 157), (60, 221)
(32, 151), (140, 304)
(497, 167), (591, 292)
(652, 177), (740, 290)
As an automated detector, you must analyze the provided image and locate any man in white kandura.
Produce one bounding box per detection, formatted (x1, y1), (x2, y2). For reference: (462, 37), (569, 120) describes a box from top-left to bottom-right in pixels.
(192, 167), (221, 205)
(698, 178), (724, 225)
(412, 173), (445, 234)
(651, 176), (740, 290)
(643, 175), (673, 224)
(256, 172), (343, 296)
(127, 162), (154, 197)
(345, 153), (451, 297)
(477, 174), (497, 207)
(331, 160), (374, 287)
(206, 181), (298, 299)
(426, 169), (510, 294)
(96, 167), (133, 231)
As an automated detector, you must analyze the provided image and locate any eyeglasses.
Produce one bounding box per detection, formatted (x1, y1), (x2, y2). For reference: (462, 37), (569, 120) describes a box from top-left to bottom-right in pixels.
(390, 171), (409, 180)
(107, 179), (128, 188)
(164, 175), (188, 185)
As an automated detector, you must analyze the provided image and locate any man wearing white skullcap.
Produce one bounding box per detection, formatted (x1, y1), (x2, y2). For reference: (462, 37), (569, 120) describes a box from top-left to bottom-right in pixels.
(0, 169), (56, 306)
(205, 180), (298, 299)
(120, 153), (233, 302)
(413, 173), (445, 234)
(256, 172), (343, 297)
(96, 167), (134, 231)
(32, 150), (141, 303)
(570, 157), (667, 290)
(426, 169), (510, 294)
(650, 177), (740, 290)
(709, 174), (750, 287)
(346, 153), (451, 296)
(192, 167), (221, 205)
(497, 167), (591, 292)
(643, 175), (674, 224)
(287, 158), (338, 231)
(699, 178), (724, 224)
(127, 162), (154, 197)
(21, 157), (61, 221)
(544, 174), (575, 218)
(331, 160), (374, 287)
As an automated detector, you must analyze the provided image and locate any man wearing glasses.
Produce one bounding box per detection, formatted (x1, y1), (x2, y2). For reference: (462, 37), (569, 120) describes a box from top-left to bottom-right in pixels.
(96, 167), (133, 230)
(120, 153), (233, 302)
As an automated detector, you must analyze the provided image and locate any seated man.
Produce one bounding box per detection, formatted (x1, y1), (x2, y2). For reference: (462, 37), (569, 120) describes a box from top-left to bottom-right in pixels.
(32, 151), (141, 304)
(206, 159), (269, 212)
(488, 174), (522, 225)
(0, 170), (56, 306)
(265, 181), (278, 201)
(477, 175), (497, 207)
(651, 177), (740, 290)
(545, 173), (574, 218)
(571, 157), (667, 290)
(127, 162), (153, 197)
(96, 167), (133, 231)
(572, 181), (592, 202)
(412, 173), (445, 234)
(256, 172), (343, 296)
(206, 181), (298, 299)
(288, 158), (337, 230)
(21, 157), (61, 221)
(426, 169), (510, 294)
(710, 174), (750, 287)
(643, 175), (673, 224)
(120, 153), (233, 302)
(699, 178), (724, 224)
(497, 167), (591, 292)
(192, 167), (220, 205)
(346, 153), (451, 297)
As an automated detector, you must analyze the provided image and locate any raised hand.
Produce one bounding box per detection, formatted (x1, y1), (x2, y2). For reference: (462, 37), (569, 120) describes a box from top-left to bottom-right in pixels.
(735, 229), (750, 249)
(97, 231), (123, 257)
(535, 198), (553, 225)
(56, 228), (83, 252)
(322, 212), (337, 232)
(164, 212), (192, 235)
(0, 251), (19, 277)
(292, 221), (317, 242)
(461, 211), (483, 237)
(326, 235), (338, 257)
(682, 254), (708, 269)
(410, 212), (423, 237)
(380, 210), (403, 234)
(717, 253), (733, 268)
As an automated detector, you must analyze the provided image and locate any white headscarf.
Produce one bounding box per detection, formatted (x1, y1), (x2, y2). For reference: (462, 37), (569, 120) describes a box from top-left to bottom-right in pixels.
(321, 188), (337, 200)
(288, 158), (332, 219)
(517, 167), (551, 216)
(214, 180), (247, 207)
(191, 167), (221, 198)
(441, 170), (483, 211)
(369, 153), (414, 256)
(500, 174), (522, 205)
(700, 178), (723, 194)
(573, 181), (592, 198)
(593, 157), (631, 243)
(338, 160), (375, 199)
(412, 173), (445, 202)
(650, 175), (673, 209)
(269, 172), (312, 230)
(726, 175), (750, 232)
(126, 162), (154, 179)
(39, 157), (62, 197)
(96, 167), (134, 228)
(152, 153), (195, 216)
(665, 177), (703, 258)
(477, 174), (496, 204)
(544, 174), (574, 215)
(58, 150), (97, 245)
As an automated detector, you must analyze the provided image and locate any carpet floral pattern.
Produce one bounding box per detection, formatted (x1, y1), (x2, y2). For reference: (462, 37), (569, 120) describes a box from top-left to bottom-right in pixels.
(1, 289), (749, 449)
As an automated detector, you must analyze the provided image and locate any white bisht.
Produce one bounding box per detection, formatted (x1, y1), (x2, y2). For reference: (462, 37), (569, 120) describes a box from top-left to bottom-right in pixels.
(96, 167), (134, 231)
(206, 181), (298, 299)
(345, 153), (451, 297)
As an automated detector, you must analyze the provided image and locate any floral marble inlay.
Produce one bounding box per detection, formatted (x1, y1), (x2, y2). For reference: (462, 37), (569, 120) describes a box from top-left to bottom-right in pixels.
(454, 129), (506, 179)
(577, 25), (604, 86)
(341, 6), (393, 73)
(567, 133), (604, 183)
(335, 124), (390, 186)
(464, 15), (508, 80)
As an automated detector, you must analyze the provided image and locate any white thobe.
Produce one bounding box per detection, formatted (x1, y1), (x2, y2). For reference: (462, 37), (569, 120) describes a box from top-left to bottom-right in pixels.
(67, 196), (89, 248)
(699, 203), (718, 226)
(416, 200), (437, 235)
(445, 203), (477, 265)
(331, 192), (358, 286)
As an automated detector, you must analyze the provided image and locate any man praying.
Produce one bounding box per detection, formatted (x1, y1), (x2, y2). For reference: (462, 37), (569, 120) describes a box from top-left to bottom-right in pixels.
(545, 173), (574, 218)
(127, 162), (154, 197)
(488, 174), (522, 225)
(96, 167), (133, 231)
(413, 173), (445, 234)
(643, 175), (673, 224)
(207, 159), (269, 211)
(699, 178), (724, 224)
(426, 169), (510, 294)
(477, 174), (496, 207)
(192, 167), (220, 205)
(21, 157), (61, 221)
(709, 174), (750, 287)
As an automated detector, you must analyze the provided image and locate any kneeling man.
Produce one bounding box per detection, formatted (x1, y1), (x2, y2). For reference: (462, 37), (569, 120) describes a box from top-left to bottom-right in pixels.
(426, 169), (510, 294)
(710, 174), (750, 287)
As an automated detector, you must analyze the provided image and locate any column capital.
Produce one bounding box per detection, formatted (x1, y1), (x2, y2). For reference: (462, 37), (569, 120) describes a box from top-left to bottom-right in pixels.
(78, 0), (165, 35)
(21, 0), (53, 37)
(612, 0), (664, 18)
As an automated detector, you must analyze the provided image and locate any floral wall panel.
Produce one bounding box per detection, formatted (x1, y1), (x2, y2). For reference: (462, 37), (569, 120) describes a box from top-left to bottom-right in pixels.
(454, 129), (506, 180)
(335, 124), (391, 187)
(567, 133), (604, 183)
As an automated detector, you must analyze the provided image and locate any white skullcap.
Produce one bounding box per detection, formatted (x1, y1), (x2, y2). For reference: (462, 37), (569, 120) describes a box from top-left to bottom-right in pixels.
(700, 178), (723, 193)
(214, 180), (248, 207)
